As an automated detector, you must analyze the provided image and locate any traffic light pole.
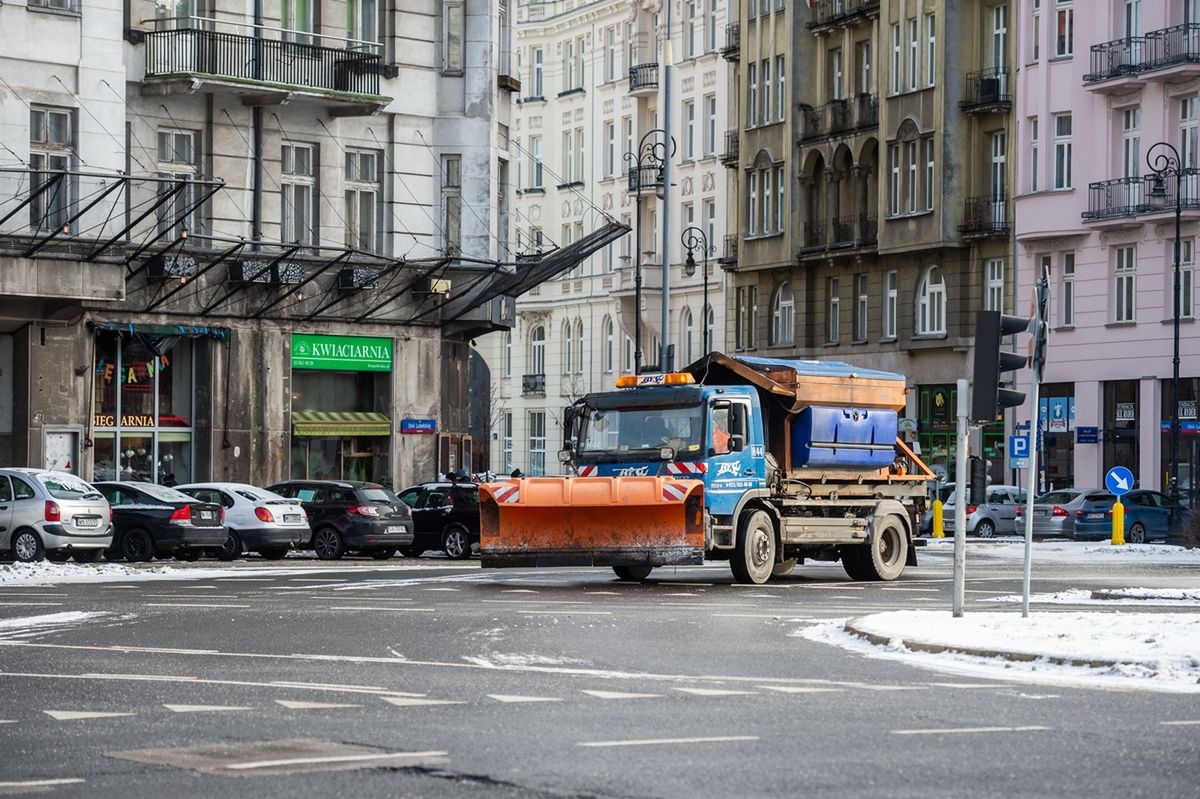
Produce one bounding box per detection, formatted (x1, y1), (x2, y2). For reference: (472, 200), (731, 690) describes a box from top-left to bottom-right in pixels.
(1022, 271), (1050, 619)
(953, 378), (969, 618)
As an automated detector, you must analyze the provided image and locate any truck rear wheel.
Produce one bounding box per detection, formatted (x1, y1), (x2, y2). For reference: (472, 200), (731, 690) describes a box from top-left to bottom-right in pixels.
(613, 565), (653, 582)
(861, 516), (908, 581)
(731, 510), (776, 585)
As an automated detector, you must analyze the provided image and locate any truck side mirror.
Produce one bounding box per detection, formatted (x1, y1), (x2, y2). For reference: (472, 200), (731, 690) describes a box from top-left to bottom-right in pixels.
(728, 435), (745, 453)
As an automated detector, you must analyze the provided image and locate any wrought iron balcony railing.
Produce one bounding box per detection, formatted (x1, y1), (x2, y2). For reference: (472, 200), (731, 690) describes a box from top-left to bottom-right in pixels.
(1082, 171), (1200, 221)
(718, 233), (738, 265)
(629, 63), (659, 93)
(799, 94), (878, 142)
(801, 215), (877, 254)
(802, 221), (826, 250)
(1085, 24), (1200, 84)
(959, 68), (1012, 112)
(143, 21), (384, 96)
(722, 23), (740, 60)
(958, 195), (1010, 237)
(521, 373), (546, 396)
(627, 163), (664, 194)
(807, 0), (880, 31)
(720, 130), (740, 167)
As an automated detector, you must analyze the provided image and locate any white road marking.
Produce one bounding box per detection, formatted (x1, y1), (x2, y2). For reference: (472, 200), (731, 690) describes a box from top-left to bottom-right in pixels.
(269, 680), (418, 695)
(101, 586), (138, 589)
(44, 710), (135, 721)
(578, 736), (758, 748)
(879, 587), (941, 593)
(672, 687), (756, 697)
(1161, 720), (1200, 726)
(927, 682), (1011, 689)
(517, 610), (612, 615)
(290, 578), (348, 582)
(760, 686), (846, 694)
(164, 704), (252, 713)
(144, 594), (241, 600)
(144, 603), (251, 609)
(661, 593), (698, 597)
(0, 592), (67, 597)
(487, 694), (563, 703)
(892, 725), (1051, 736)
(3, 671), (415, 698)
(328, 606), (435, 612)
(711, 614), (793, 620)
(381, 697), (464, 707)
(671, 582), (713, 587)
(0, 720), (16, 724)
(741, 594), (781, 599)
(799, 584), (865, 590)
(500, 589), (539, 594)
(275, 700), (362, 710)
(423, 588), (461, 592)
(581, 690), (661, 700)
(0, 601), (63, 607)
(226, 751), (448, 771)
(178, 585), (220, 590)
(481, 599), (592, 606)
(0, 778), (85, 789)
(584, 591), (620, 595)
(859, 685), (929, 692)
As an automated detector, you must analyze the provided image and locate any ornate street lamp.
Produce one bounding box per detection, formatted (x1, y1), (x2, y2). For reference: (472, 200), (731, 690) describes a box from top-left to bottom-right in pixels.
(681, 225), (712, 357)
(624, 129), (674, 374)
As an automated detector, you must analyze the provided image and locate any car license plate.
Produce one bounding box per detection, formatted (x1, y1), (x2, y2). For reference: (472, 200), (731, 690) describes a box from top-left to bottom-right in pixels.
(1034, 509), (1047, 517)
(283, 514), (302, 523)
(1087, 512), (1104, 519)
(75, 517), (100, 528)
(386, 525), (407, 534)
(199, 510), (213, 520)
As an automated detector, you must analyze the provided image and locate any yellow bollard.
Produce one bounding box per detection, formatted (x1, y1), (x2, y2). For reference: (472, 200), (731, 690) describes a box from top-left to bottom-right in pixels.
(932, 498), (945, 539)
(1111, 500), (1125, 546)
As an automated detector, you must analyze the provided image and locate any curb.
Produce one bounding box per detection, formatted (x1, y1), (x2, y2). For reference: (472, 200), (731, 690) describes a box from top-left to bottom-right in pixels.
(842, 619), (1125, 670)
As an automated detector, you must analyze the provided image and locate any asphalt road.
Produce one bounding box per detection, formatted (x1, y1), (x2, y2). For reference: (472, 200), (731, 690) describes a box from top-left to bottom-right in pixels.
(0, 546), (1197, 799)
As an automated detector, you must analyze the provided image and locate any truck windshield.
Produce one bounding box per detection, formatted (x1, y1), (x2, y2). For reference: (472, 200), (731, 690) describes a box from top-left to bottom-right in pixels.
(577, 404), (703, 460)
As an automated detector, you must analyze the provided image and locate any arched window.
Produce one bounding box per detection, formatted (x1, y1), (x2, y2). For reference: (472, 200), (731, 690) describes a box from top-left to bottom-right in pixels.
(575, 318), (584, 374)
(770, 283), (795, 345)
(603, 317), (614, 373)
(916, 265), (946, 336)
(681, 307), (694, 365)
(561, 321), (573, 374)
(705, 304), (715, 353)
(529, 325), (546, 374)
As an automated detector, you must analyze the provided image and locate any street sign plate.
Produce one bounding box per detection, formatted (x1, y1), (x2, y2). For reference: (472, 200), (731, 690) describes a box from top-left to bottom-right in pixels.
(1076, 426), (1099, 444)
(1105, 466), (1135, 497)
(1008, 434), (1029, 458)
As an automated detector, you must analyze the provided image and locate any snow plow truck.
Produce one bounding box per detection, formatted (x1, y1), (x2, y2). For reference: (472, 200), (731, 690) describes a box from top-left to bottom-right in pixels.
(479, 352), (934, 584)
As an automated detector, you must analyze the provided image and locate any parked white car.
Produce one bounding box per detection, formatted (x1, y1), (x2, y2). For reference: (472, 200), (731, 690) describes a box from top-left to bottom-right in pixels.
(0, 468), (112, 562)
(175, 483), (310, 560)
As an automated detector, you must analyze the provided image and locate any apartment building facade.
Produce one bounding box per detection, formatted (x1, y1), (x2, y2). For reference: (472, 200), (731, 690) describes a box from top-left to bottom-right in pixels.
(1014, 0), (1200, 502)
(480, 0), (730, 477)
(721, 0), (1016, 481)
(0, 0), (515, 487)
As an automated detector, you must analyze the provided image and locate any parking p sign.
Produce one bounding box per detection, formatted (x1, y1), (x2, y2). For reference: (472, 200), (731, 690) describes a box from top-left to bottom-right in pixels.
(1008, 434), (1030, 469)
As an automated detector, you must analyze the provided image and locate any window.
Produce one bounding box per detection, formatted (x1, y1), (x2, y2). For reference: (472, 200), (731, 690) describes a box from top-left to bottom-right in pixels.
(827, 277), (841, 343)
(155, 129), (198, 237)
(916, 265), (946, 335)
(884, 270), (897, 339)
(440, 154), (461, 254)
(1180, 239), (1195, 319)
(29, 107), (73, 232)
(855, 274), (869, 341)
(502, 412), (513, 474)
(575, 127), (585, 182)
(748, 62), (758, 126)
(1058, 253), (1074, 327)
(605, 27), (616, 82)
(775, 164), (785, 232)
(529, 325), (546, 374)
(1181, 96), (1199, 171)
(576, 36), (585, 89)
(905, 141), (918, 213)
(533, 47), (544, 96)
(531, 136), (543, 188)
(283, 0), (313, 41)
(504, 331), (512, 377)
(776, 56), (786, 122)
(1115, 245), (1136, 323)
(924, 138), (934, 211)
(443, 0), (463, 73)
(682, 307), (695, 364)
(623, 335), (633, 373)
(562, 321), (574, 375)
(706, 0), (718, 51)
(528, 411), (546, 476)
(562, 131), (573, 181)
(281, 143), (315, 248)
(761, 169), (773, 234)
(1122, 106), (1141, 181)
(564, 40), (575, 92)
(704, 95), (717, 156)
(345, 149), (381, 252)
(888, 144), (900, 216)
(703, 198), (716, 255)
(736, 286), (749, 349)
(348, 0), (378, 43)
(604, 317), (615, 372)
(684, 100), (695, 160)
(1054, 114), (1072, 189)
(831, 48), (843, 99)
(891, 24), (901, 94)
(705, 306), (715, 354)
(1031, 0), (1041, 61)
(761, 59), (771, 125)
(623, 117), (633, 167)
(926, 13), (935, 86)
(857, 41), (872, 94)
(985, 258), (1005, 312)
(575, 319), (584, 374)
(604, 122), (615, 177)
(1055, 0), (1073, 57)
(748, 285), (758, 348)
(748, 171), (758, 236)
(771, 283), (795, 346)
(686, 0), (697, 58)
(908, 18), (918, 90)
(1030, 118), (1040, 192)
(626, 21), (635, 71)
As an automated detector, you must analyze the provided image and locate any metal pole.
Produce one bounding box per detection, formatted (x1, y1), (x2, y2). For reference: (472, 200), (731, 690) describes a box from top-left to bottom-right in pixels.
(953, 378), (969, 618)
(702, 245), (709, 353)
(1022, 307), (1044, 619)
(634, 191), (643, 374)
(1172, 181), (1181, 505)
(659, 5), (674, 370)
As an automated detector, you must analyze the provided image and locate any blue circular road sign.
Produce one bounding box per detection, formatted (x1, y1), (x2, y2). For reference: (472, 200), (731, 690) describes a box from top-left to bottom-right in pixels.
(1105, 466), (1135, 497)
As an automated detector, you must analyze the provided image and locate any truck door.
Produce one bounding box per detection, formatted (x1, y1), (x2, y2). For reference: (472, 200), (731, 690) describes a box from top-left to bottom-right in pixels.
(706, 399), (760, 517)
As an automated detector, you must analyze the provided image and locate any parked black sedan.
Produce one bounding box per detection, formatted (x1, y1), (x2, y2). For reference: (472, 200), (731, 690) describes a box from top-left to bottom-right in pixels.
(266, 480), (413, 559)
(396, 482), (480, 559)
(93, 481), (227, 562)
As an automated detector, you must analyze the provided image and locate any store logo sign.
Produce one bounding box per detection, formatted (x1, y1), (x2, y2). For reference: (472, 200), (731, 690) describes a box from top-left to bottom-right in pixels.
(291, 334), (393, 373)
(93, 414), (155, 428)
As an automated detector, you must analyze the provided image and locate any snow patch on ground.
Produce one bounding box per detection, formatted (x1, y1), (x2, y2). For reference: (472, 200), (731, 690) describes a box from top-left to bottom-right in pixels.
(920, 539), (1200, 563)
(802, 611), (1200, 693)
(0, 611), (106, 639)
(0, 560), (477, 587)
(477, 653), (589, 668)
(986, 588), (1200, 606)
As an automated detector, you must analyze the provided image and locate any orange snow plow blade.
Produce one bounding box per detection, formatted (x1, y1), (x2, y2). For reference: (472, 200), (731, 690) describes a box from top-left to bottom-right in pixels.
(479, 477), (705, 568)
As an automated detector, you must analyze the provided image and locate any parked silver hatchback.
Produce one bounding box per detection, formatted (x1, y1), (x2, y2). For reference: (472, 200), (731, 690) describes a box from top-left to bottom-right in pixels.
(943, 484), (1027, 537)
(0, 468), (112, 562)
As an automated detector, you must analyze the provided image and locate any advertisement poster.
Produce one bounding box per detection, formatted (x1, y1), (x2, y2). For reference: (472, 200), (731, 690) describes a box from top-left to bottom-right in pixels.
(1048, 397), (1068, 433)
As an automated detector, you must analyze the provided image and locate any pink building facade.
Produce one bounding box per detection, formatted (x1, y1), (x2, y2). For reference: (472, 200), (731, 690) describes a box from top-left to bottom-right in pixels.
(1014, 0), (1200, 502)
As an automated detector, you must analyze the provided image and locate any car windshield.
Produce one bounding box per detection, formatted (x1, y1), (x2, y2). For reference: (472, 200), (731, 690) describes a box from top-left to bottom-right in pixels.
(360, 486), (401, 504)
(235, 488), (270, 502)
(577, 404), (703, 460)
(134, 483), (196, 504)
(35, 473), (102, 501)
(1035, 490), (1080, 504)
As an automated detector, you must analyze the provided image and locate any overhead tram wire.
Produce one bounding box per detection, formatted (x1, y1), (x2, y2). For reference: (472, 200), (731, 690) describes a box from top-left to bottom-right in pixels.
(507, 136), (617, 228)
(51, 75), (146, 173)
(366, 128), (450, 259)
(413, 129), (514, 260)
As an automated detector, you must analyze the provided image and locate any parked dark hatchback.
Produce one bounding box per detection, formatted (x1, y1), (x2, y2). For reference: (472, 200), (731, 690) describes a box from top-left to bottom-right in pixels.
(396, 482), (480, 559)
(93, 481), (226, 562)
(266, 480), (414, 559)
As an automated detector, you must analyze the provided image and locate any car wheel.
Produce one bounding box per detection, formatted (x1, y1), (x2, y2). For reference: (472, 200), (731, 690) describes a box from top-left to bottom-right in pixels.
(400, 546), (424, 558)
(45, 550), (71, 563)
(370, 548), (397, 560)
(975, 520), (996, 539)
(12, 530), (45, 563)
(312, 528), (344, 560)
(216, 531), (243, 562)
(442, 526), (470, 560)
(258, 547), (289, 560)
(121, 529), (155, 563)
(1128, 522), (1147, 544)
(72, 549), (102, 564)
(612, 565), (653, 582)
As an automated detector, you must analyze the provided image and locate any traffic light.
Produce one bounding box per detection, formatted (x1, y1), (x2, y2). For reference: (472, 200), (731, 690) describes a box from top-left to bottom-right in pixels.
(969, 456), (988, 506)
(971, 310), (1031, 424)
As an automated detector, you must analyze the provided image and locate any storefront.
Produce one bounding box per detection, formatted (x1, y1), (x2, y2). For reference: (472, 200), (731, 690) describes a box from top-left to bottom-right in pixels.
(289, 333), (393, 482)
(1039, 383), (1075, 491)
(1160, 377), (1199, 506)
(1103, 380), (1139, 482)
(916, 384), (1004, 483)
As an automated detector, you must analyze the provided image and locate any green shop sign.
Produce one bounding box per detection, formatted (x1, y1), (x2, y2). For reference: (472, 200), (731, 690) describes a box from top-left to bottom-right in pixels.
(291, 334), (393, 372)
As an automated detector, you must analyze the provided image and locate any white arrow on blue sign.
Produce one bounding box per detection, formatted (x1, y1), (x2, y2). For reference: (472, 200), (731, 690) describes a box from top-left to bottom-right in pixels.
(1105, 466), (1135, 496)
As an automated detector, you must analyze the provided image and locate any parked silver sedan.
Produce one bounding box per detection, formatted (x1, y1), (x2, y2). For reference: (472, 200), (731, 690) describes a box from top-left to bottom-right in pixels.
(1014, 488), (1112, 538)
(176, 482), (310, 560)
(943, 484), (1027, 537)
(0, 468), (111, 562)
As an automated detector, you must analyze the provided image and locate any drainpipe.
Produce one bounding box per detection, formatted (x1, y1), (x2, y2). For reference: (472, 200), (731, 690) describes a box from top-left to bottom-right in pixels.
(250, 0), (264, 244)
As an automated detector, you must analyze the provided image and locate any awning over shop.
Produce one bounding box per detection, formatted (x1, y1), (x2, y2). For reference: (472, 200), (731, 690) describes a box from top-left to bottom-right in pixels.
(90, 321), (231, 342)
(292, 411), (392, 437)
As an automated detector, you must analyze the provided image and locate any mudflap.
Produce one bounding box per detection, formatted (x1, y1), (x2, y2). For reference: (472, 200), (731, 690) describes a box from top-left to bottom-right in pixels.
(479, 477), (705, 569)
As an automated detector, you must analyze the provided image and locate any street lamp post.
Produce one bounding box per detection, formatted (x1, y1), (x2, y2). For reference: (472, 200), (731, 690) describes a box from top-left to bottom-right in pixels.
(624, 128), (674, 374)
(1147, 141), (1183, 510)
(681, 225), (712, 357)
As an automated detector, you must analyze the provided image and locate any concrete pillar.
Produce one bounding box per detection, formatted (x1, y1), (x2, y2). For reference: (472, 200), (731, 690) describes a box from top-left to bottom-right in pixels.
(1075, 380), (1101, 490)
(1140, 377), (1161, 491)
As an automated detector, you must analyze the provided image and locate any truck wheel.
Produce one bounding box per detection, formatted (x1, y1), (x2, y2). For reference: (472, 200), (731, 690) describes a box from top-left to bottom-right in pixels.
(612, 565), (653, 582)
(771, 559), (797, 578)
(839, 546), (872, 581)
(731, 510), (776, 585)
(862, 516), (909, 581)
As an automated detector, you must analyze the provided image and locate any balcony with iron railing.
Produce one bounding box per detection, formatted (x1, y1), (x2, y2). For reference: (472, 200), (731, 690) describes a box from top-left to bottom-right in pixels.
(718, 233), (738, 267)
(627, 163), (665, 194)
(628, 62), (659, 95)
(801, 215), (877, 256)
(1085, 24), (1200, 88)
(959, 68), (1012, 113)
(521, 373), (546, 397)
(140, 17), (389, 106)
(497, 48), (521, 93)
(958, 195), (1010, 238)
(722, 23), (740, 60)
(720, 130), (740, 167)
(806, 0), (880, 32)
(799, 94), (878, 143)
(1082, 171), (1200, 226)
